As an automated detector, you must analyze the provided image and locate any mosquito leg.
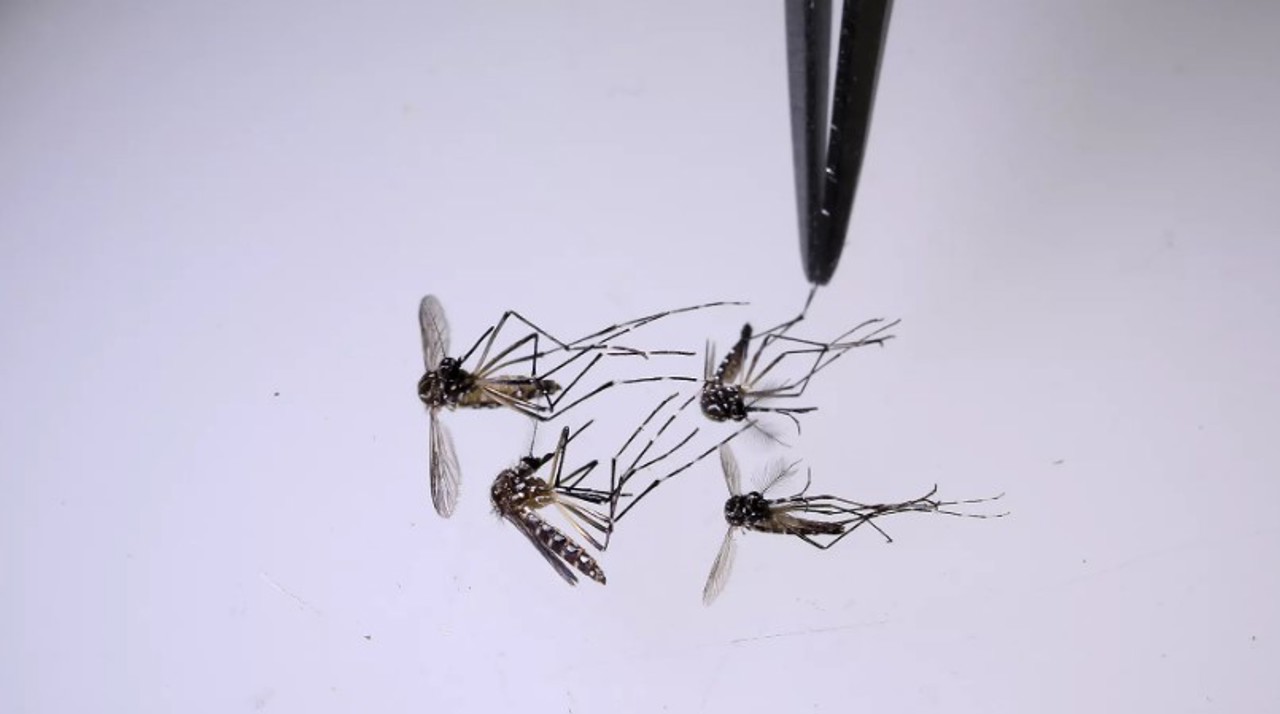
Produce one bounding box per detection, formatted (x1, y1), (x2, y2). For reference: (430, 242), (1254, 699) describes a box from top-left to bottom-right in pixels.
(531, 351), (605, 412)
(554, 459), (599, 491)
(795, 521), (881, 550)
(604, 392), (702, 527)
(610, 393), (681, 458)
(605, 347), (698, 359)
(738, 286), (822, 380)
(473, 330), (541, 377)
(935, 491), (1009, 519)
(797, 532), (850, 550)
(554, 460), (596, 496)
(745, 319), (899, 397)
(482, 327), (603, 382)
(808, 494), (939, 518)
(478, 386), (552, 421)
(744, 343), (841, 398)
(480, 309), (627, 378)
(744, 347), (860, 403)
(565, 301), (748, 352)
(555, 501), (612, 551)
(611, 424), (750, 524)
(456, 324), (498, 366)
(484, 340), (603, 378)
(608, 430), (701, 526)
(806, 319), (899, 376)
(534, 374), (699, 422)
(475, 310), (576, 372)
(611, 391), (702, 488)
(751, 285), (819, 342)
(827, 318), (901, 348)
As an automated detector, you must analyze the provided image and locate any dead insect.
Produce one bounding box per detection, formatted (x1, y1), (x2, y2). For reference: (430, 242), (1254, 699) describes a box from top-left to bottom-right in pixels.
(418, 294), (741, 517)
(698, 314), (899, 436)
(702, 444), (1007, 605)
(490, 424), (615, 585)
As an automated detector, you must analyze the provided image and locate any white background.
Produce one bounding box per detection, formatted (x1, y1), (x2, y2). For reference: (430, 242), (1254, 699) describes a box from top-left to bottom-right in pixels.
(3, 1), (1278, 712)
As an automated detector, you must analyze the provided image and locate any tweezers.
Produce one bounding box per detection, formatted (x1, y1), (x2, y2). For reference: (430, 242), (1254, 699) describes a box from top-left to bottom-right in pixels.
(786, 0), (894, 286)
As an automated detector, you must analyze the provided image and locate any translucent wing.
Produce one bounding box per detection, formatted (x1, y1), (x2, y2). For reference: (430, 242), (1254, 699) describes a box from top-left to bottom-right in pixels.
(702, 527), (738, 606)
(428, 411), (461, 517)
(419, 295), (450, 370)
(757, 456), (804, 496)
(508, 513), (579, 586)
(718, 443), (742, 496)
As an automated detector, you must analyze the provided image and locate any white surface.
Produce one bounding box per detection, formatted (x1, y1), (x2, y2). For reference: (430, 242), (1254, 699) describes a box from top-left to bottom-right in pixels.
(3, 1), (1279, 712)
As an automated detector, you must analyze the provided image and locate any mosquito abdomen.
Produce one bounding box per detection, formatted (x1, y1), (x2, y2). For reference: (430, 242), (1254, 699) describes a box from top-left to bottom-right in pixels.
(521, 510), (606, 584)
(500, 379), (560, 401)
(458, 378), (561, 409)
(767, 511), (845, 536)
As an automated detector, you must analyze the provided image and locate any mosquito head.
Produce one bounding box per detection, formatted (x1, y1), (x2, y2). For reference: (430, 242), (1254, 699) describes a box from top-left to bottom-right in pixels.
(724, 492), (770, 527)
(700, 383), (747, 422)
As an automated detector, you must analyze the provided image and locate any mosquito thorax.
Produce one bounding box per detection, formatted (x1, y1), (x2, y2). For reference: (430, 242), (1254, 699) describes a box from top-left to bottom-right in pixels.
(490, 462), (552, 511)
(724, 492), (770, 526)
(419, 357), (475, 406)
(700, 383), (747, 422)
(490, 466), (525, 511)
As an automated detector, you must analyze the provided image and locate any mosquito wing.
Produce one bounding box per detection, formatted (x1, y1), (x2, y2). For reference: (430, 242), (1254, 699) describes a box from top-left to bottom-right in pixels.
(419, 294), (450, 370)
(428, 410), (461, 517)
(702, 527), (739, 606)
(757, 456), (804, 496)
(718, 443), (742, 496)
(508, 513), (579, 586)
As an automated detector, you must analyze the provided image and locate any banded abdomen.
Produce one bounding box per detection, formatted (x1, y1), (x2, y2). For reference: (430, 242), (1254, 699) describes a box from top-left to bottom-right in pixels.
(517, 509), (606, 584)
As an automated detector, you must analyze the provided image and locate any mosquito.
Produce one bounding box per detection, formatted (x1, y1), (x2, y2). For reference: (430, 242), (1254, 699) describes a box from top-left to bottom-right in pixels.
(702, 444), (1007, 605)
(419, 294), (741, 517)
(490, 423), (617, 586)
(698, 312), (900, 436)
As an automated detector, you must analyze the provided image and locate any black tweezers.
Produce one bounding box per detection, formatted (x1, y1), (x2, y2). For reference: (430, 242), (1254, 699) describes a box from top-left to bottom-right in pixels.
(786, 0), (894, 286)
